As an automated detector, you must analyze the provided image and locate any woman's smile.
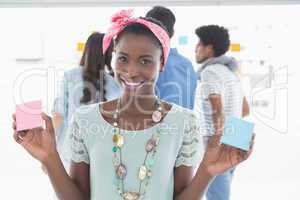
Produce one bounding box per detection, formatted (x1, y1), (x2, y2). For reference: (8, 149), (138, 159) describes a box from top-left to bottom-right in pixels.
(120, 75), (146, 90)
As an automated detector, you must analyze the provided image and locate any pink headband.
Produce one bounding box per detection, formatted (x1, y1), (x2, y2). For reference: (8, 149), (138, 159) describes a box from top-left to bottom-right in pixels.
(103, 9), (170, 66)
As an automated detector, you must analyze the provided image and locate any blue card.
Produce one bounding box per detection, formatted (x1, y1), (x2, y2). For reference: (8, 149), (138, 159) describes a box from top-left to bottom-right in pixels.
(221, 117), (254, 151)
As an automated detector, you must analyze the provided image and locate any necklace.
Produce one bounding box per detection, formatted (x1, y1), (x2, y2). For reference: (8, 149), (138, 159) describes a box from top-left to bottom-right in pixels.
(112, 98), (163, 200)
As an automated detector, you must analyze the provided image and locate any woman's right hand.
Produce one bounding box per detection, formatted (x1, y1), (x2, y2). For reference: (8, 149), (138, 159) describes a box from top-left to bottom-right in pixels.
(12, 113), (58, 164)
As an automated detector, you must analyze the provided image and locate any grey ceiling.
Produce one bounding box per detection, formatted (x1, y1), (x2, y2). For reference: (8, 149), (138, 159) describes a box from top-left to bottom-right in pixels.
(1, 0), (299, 7)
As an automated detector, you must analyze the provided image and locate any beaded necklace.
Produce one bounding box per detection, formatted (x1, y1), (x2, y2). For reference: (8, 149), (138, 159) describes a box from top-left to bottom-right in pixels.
(112, 98), (163, 200)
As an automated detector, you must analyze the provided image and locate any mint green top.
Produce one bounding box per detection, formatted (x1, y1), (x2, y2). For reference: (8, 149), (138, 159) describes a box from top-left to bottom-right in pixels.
(64, 103), (204, 200)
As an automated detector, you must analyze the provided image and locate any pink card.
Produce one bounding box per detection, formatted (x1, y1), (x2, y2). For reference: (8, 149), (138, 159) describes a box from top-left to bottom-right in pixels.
(16, 100), (43, 131)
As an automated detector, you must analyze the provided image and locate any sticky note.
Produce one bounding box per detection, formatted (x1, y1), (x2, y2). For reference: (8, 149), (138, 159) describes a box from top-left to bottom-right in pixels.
(178, 36), (188, 45)
(230, 43), (241, 52)
(77, 42), (85, 52)
(221, 117), (254, 151)
(16, 100), (43, 131)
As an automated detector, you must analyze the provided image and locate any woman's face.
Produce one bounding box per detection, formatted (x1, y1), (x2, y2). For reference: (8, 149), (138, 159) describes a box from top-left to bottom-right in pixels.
(114, 33), (163, 96)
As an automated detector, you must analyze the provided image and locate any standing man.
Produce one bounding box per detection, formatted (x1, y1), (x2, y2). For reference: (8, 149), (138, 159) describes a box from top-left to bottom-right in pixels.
(146, 6), (197, 109)
(194, 25), (249, 200)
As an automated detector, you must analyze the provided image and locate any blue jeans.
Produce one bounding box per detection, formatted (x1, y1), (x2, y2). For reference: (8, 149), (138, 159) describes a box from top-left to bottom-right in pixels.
(206, 168), (235, 200)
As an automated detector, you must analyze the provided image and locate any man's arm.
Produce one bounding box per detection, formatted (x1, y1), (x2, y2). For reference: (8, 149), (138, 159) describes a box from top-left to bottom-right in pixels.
(209, 94), (224, 132)
(242, 97), (250, 117)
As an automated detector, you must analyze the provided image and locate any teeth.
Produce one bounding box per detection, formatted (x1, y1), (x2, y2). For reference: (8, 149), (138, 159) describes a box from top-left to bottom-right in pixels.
(121, 77), (143, 87)
(125, 81), (142, 86)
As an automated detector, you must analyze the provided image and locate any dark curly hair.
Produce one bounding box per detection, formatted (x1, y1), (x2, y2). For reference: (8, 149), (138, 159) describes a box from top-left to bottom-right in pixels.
(146, 6), (176, 38)
(195, 25), (230, 57)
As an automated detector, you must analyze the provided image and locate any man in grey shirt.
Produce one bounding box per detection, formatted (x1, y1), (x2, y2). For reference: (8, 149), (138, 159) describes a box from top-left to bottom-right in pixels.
(194, 25), (249, 200)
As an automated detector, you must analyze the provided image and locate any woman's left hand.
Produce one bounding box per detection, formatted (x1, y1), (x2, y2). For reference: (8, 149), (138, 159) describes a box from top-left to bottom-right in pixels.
(201, 132), (255, 176)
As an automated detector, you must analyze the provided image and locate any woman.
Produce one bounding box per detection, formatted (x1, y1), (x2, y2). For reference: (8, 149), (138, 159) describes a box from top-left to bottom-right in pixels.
(52, 32), (122, 165)
(13, 10), (254, 200)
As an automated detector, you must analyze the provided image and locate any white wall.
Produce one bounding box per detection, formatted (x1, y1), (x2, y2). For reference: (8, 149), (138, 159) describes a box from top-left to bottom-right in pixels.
(0, 5), (299, 200)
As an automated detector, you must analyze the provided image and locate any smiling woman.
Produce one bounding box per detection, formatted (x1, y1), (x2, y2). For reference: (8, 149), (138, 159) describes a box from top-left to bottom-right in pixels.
(114, 21), (165, 92)
(3, 4), (300, 200)
(12, 9), (254, 200)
